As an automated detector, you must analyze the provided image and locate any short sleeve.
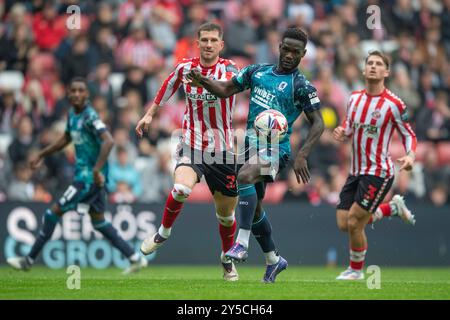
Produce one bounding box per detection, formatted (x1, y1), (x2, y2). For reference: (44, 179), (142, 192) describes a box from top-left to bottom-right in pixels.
(294, 80), (321, 112)
(85, 111), (107, 137)
(231, 64), (262, 92)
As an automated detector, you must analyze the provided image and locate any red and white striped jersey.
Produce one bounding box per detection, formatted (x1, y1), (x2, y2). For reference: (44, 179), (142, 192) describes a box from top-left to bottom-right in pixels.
(342, 88), (417, 178)
(154, 57), (238, 152)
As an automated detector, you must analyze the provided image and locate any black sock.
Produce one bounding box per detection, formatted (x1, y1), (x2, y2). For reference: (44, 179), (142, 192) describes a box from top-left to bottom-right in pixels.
(93, 220), (135, 258)
(251, 212), (276, 253)
(28, 209), (59, 260)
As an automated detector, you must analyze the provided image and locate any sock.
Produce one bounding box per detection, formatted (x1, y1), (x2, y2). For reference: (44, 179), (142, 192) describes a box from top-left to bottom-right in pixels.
(160, 184), (192, 237)
(28, 209), (59, 260)
(370, 202), (395, 224)
(236, 229), (251, 249)
(264, 251), (280, 265)
(349, 246), (367, 271)
(216, 213), (236, 253)
(251, 212), (277, 259)
(93, 220), (135, 258)
(236, 184), (258, 248)
(128, 252), (140, 263)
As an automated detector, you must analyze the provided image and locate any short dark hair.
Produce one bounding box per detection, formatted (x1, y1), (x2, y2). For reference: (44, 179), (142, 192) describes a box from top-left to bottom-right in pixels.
(282, 27), (308, 45)
(365, 50), (390, 69)
(69, 77), (88, 88)
(197, 22), (223, 38)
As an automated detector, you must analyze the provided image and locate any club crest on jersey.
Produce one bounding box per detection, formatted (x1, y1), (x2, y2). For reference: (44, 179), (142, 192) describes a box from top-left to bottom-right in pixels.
(371, 110), (381, 120)
(277, 81), (288, 92)
(255, 72), (263, 79)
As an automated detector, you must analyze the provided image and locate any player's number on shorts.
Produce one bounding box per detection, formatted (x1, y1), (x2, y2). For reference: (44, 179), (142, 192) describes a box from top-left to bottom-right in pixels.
(226, 175), (236, 190)
(60, 185), (77, 205)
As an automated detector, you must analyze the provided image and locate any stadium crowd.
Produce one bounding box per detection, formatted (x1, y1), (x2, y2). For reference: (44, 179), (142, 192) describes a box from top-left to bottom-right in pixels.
(0, 0), (449, 206)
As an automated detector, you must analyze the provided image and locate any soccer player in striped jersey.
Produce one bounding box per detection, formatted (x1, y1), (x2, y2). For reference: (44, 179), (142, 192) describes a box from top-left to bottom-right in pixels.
(136, 22), (240, 281)
(7, 78), (147, 274)
(333, 51), (417, 280)
(186, 27), (325, 283)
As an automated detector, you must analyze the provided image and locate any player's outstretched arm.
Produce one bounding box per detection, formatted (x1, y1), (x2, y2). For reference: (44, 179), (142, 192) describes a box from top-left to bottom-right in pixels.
(29, 132), (72, 169)
(93, 131), (114, 186)
(185, 69), (241, 98)
(136, 102), (159, 139)
(294, 109), (325, 184)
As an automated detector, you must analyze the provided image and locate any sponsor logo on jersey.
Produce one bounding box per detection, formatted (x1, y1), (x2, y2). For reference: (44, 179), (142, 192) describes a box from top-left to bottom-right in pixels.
(352, 122), (379, 137)
(186, 92), (218, 101)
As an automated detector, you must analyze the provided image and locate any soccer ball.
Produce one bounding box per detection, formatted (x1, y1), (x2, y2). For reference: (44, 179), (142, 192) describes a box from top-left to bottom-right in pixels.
(254, 109), (288, 140)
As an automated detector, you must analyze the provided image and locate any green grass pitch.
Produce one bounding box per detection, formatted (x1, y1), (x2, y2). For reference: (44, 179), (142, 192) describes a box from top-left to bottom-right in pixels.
(1, 266), (449, 300)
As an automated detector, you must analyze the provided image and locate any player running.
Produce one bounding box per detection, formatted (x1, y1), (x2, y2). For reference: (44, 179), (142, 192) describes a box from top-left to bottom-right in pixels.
(136, 23), (240, 281)
(333, 51), (417, 280)
(186, 27), (324, 283)
(7, 78), (147, 274)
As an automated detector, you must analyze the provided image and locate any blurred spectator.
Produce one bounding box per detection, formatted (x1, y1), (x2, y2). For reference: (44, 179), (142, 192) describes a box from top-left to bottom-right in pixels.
(2, 23), (34, 73)
(249, 0), (284, 21)
(92, 95), (112, 128)
(121, 66), (148, 104)
(313, 66), (347, 115)
(138, 143), (173, 203)
(88, 62), (114, 109)
(148, 6), (177, 56)
(118, 0), (153, 32)
(416, 91), (450, 141)
(21, 79), (49, 133)
(7, 162), (35, 201)
(180, 2), (208, 39)
(389, 65), (421, 120)
(0, 90), (23, 134)
(110, 181), (137, 204)
(116, 21), (162, 74)
(89, 2), (117, 44)
(287, 0), (314, 27)
(61, 35), (91, 85)
(110, 126), (138, 164)
(224, 5), (257, 59)
(391, 0), (417, 35)
(255, 29), (280, 65)
(109, 146), (142, 201)
(90, 27), (117, 70)
(32, 0), (67, 51)
(338, 63), (364, 98)
(8, 116), (36, 164)
(173, 29), (200, 64)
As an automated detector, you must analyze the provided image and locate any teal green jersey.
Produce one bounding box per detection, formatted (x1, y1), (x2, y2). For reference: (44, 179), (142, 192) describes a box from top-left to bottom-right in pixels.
(65, 104), (108, 185)
(232, 64), (321, 156)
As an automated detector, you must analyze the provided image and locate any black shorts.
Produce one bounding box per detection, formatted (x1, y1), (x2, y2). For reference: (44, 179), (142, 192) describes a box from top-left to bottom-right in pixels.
(337, 175), (394, 213)
(57, 181), (106, 214)
(175, 144), (238, 197)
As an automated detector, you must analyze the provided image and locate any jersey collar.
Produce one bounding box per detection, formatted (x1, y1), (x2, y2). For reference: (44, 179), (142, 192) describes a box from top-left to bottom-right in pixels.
(272, 65), (299, 76)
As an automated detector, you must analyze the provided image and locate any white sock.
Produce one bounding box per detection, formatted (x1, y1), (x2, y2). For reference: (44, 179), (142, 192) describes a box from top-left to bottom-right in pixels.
(129, 252), (140, 262)
(264, 251), (280, 265)
(158, 225), (171, 238)
(236, 229), (251, 249)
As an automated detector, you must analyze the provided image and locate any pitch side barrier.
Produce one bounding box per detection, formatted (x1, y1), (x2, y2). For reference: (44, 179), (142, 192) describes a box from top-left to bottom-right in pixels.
(1, 201), (448, 267)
